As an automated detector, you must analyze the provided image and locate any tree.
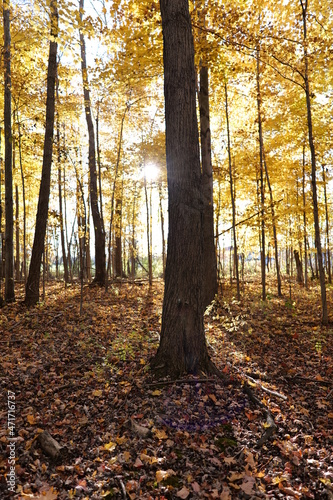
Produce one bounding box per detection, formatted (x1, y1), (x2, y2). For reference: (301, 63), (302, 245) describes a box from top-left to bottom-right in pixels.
(199, 63), (217, 307)
(3, 0), (15, 302)
(151, 0), (218, 378)
(79, 0), (106, 285)
(25, 0), (58, 306)
(300, 0), (327, 324)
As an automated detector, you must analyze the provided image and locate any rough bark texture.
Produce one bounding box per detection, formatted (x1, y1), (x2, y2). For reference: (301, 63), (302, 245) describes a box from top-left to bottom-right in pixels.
(151, 0), (216, 378)
(79, 0), (105, 285)
(199, 66), (217, 307)
(4, 0), (14, 302)
(25, 0), (58, 306)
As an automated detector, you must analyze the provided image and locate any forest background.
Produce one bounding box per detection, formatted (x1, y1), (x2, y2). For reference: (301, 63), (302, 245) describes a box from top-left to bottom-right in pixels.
(1, 0), (333, 498)
(0, 0), (332, 303)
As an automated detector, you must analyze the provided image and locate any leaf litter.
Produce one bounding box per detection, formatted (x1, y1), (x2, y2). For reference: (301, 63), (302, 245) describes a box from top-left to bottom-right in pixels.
(0, 278), (332, 499)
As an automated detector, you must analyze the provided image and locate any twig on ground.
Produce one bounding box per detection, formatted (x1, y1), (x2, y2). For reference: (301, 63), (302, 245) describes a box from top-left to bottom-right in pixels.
(147, 377), (218, 388)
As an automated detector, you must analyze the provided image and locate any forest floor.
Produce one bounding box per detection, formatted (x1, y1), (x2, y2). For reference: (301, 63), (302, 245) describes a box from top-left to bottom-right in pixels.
(1, 277), (333, 499)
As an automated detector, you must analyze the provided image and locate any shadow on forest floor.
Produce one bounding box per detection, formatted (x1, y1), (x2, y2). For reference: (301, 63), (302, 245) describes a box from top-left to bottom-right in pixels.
(0, 277), (332, 499)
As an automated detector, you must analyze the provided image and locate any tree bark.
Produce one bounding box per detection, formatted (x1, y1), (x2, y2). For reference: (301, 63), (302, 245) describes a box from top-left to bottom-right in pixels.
(151, 0), (217, 378)
(25, 0), (58, 306)
(199, 65), (217, 307)
(3, 0), (14, 302)
(294, 250), (304, 284)
(79, 0), (105, 285)
(300, 0), (327, 324)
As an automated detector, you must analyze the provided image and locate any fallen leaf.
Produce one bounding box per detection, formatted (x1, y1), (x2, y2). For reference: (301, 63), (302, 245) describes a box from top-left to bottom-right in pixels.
(176, 486), (190, 498)
(27, 414), (36, 425)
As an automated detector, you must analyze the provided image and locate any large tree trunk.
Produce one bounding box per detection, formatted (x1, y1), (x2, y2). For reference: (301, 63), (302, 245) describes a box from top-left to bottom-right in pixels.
(79, 0), (105, 285)
(300, 0), (327, 324)
(151, 0), (217, 378)
(3, 0), (14, 302)
(199, 65), (217, 307)
(25, 0), (58, 306)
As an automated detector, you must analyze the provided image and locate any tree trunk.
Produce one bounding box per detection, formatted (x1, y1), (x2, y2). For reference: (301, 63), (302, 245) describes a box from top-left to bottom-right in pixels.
(25, 0), (58, 306)
(199, 65), (217, 307)
(3, 0), (14, 302)
(302, 145), (308, 288)
(225, 82), (240, 300)
(256, 44), (266, 301)
(79, 0), (105, 285)
(17, 113), (26, 284)
(263, 151), (282, 296)
(322, 165), (331, 284)
(106, 106), (127, 287)
(144, 174), (153, 286)
(56, 80), (69, 285)
(158, 182), (166, 279)
(15, 184), (19, 280)
(294, 250), (304, 284)
(151, 0), (217, 378)
(300, 0), (327, 324)
(115, 197), (123, 277)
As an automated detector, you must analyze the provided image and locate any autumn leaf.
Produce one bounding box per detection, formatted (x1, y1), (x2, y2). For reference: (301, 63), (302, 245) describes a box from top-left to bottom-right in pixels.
(176, 486), (190, 499)
(27, 414), (37, 425)
(154, 428), (168, 439)
(92, 389), (103, 397)
(104, 441), (116, 451)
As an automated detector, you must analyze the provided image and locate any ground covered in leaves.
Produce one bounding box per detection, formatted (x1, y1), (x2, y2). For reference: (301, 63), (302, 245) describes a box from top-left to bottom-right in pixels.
(1, 278), (333, 499)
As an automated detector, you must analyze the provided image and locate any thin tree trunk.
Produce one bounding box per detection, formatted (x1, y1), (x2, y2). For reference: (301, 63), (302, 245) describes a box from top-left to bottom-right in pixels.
(159, 182), (166, 279)
(3, 0), (14, 302)
(256, 43), (266, 301)
(199, 65), (217, 307)
(106, 106), (127, 288)
(25, 0), (58, 306)
(56, 80), (69, 285)
(96, 101), (104, 234)
(300, 0), (327, 323)
(322, 165), (331, 284)
(15, 184), (19, 280)
(144, 173), (152, 286)
(16, 113), (26, 284)
(302, 145), (308, 288)
(115, 197), (123, 277)
(79, 0), (105, 285)
(225, 82), (240, 300)
(263, 151), (282, 295)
